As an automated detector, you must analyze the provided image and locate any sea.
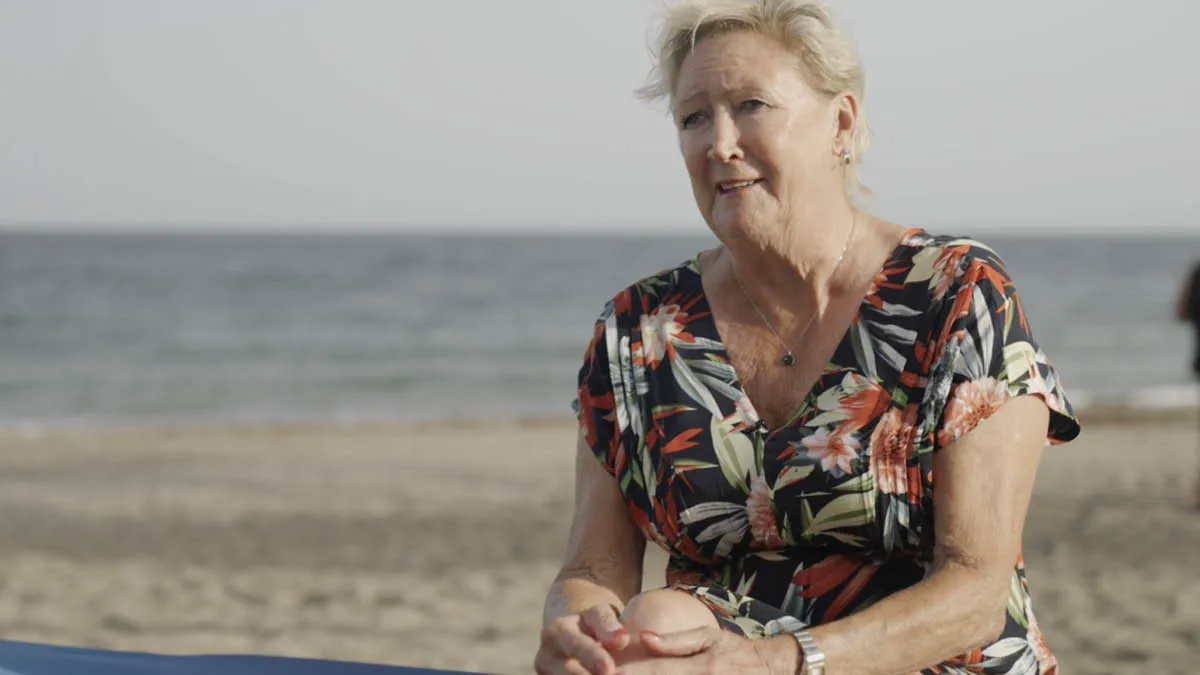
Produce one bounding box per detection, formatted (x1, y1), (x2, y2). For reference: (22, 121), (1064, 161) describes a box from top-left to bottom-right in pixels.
(1, 231), (1197, 429)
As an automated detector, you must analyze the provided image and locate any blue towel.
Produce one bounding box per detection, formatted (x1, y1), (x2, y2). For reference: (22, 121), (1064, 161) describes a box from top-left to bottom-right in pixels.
(0, 641), (484, 675)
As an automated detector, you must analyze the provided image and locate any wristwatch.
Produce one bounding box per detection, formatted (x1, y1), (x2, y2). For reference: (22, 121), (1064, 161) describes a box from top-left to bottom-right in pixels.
(790, 630), (827, 675)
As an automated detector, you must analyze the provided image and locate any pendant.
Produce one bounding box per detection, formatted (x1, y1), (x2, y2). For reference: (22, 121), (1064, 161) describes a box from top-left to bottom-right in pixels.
(781, 352), (796, 367)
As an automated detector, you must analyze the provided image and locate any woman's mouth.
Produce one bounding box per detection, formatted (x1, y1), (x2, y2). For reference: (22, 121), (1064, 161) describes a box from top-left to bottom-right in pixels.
(717, 179), (764, 195)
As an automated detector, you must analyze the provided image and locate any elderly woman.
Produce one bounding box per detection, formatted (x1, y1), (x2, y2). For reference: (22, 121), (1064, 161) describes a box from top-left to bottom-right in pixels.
(535, 1), (1080, 674)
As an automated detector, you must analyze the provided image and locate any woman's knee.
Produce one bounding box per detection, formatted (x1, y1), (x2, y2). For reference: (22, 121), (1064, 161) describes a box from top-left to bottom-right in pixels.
(619, 588), (719, 635)
(614, 589), (720, 667)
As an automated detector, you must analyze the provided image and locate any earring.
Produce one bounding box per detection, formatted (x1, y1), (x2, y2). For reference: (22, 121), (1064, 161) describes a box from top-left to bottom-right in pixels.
(840, 150), (853, 165)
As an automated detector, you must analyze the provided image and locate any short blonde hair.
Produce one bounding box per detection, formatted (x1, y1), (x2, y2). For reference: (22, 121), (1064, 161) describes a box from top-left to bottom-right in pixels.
(638, 0), (871, 198)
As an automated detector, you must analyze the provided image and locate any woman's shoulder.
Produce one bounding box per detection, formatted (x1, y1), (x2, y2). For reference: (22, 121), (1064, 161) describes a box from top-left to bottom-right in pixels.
(899, 228), (1019, 290)
(869, 228), (1026, 322)
(904, 229), (1009, 267)
(588, 254), (704, 326)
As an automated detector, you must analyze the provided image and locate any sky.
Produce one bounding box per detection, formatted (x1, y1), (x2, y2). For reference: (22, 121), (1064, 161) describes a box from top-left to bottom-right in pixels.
(0, 0), (1197, 235)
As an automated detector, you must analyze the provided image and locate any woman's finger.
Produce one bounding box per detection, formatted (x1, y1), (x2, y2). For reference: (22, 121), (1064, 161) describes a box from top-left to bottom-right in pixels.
(638, 626), (720, 657)
(581, 604), (630, 650)
(563, 657), (595, 675)
(534, 649), (592, 675)
(554, 626), (619, 675)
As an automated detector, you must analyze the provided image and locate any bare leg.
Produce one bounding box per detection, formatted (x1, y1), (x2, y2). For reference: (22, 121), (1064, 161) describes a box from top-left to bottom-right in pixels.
(613, 589), (720, 666)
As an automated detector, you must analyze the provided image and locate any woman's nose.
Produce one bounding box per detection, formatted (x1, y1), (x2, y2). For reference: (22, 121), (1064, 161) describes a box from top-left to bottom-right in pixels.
(706, 114), (743, 162)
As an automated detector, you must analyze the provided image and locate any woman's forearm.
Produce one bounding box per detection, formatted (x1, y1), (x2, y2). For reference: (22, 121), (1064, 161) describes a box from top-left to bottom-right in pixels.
(542, 570), (637, 626)
(761, 563), (1009, 675)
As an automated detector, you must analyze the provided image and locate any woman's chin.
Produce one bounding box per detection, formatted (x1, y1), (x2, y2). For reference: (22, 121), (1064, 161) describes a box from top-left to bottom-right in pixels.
(708, 215), (773, 245)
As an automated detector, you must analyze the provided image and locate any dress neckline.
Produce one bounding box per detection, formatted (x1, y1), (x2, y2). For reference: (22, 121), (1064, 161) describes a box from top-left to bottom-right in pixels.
(681, 226), (925, 435)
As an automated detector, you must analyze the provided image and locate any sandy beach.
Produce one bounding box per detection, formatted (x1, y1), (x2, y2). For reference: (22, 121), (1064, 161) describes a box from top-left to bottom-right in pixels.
(0, 412), (1197, 674)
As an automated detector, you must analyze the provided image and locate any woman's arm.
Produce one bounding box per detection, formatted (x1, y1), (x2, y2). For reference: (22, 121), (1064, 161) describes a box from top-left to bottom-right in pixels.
(754, 396), (1049, 675)
(543, 433), (647, 624)
(536, 434), (647, 675)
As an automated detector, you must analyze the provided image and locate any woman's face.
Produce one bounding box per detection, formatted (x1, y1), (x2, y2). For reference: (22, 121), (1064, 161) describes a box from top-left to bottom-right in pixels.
(674, 31), (851, 243)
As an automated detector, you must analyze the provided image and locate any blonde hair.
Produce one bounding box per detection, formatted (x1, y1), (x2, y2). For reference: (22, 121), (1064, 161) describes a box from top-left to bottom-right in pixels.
(638, 0), (871, 198)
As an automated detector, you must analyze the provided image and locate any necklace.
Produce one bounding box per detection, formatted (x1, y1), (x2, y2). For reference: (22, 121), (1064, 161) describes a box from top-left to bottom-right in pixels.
(732, 213), (858, 367)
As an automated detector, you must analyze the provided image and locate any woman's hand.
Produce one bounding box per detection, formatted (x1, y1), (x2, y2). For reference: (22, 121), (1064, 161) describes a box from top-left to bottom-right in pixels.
(616, 627), (776, 675)
(535, 604), (632, 675)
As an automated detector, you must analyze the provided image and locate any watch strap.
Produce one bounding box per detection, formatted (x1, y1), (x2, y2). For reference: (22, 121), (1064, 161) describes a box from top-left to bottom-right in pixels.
(790, 630), (827, 675)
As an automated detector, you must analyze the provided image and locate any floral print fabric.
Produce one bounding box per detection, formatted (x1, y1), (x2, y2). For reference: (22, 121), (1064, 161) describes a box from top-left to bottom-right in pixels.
(573, 229), (1080, 674)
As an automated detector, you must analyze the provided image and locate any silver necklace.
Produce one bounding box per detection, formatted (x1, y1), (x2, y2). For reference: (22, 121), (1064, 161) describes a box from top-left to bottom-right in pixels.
(732, 214), (858, 367)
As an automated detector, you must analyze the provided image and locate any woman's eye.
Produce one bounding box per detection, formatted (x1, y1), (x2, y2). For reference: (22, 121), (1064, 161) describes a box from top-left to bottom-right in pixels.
(679, 111), (705, 129)
(739, 99), (767, 112)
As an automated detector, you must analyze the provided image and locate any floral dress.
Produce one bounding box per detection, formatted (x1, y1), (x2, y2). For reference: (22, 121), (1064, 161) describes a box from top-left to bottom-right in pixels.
(573, 228), (1080, 675)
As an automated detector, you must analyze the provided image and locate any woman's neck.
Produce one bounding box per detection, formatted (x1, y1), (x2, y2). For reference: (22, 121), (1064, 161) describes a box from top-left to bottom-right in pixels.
(719, 206), (863, 312)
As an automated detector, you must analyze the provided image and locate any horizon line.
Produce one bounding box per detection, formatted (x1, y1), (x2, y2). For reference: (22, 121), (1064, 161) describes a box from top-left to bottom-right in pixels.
(2, 222), (1198, 238)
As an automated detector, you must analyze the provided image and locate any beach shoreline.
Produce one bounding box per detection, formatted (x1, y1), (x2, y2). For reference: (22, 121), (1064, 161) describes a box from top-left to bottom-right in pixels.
(0, 412), (1197, 674)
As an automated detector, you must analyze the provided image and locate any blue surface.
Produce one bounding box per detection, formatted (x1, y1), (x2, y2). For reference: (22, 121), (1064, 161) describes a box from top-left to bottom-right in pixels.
(0, 641), (483, 675)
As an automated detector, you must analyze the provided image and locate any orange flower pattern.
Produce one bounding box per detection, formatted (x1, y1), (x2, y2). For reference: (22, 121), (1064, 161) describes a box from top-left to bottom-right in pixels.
(938, 376), (1012, 448)
(573, 229), (1080, 674)
(746, 476), (786, 549)
(869, 407), (916, 497)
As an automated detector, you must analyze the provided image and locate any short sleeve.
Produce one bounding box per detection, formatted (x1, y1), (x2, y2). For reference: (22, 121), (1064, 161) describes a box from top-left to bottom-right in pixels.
(926, 250), (1081, 450)
(571, 303), (624, 478)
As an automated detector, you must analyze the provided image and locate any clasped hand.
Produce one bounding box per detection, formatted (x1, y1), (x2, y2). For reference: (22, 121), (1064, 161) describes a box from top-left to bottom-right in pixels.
(534, 604), (771, 675)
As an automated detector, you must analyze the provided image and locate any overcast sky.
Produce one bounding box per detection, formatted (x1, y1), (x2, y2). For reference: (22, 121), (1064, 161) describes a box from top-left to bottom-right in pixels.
(1, 0), (1197, 234)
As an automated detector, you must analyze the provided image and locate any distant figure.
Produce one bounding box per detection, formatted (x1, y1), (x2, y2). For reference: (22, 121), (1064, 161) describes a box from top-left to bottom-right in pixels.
(1176, 262), (1200, 377)
(1175, 261), (1200, 509)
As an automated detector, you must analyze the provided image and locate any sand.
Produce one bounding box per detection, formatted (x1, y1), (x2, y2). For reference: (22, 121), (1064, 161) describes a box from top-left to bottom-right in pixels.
(0, 413), (1197, 674)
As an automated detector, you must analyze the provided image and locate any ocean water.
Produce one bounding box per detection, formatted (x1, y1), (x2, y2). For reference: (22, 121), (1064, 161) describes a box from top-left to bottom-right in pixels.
(0, 231), (1196, 428)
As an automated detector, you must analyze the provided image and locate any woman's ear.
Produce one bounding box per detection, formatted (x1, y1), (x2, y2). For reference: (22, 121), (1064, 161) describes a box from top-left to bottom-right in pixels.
(833, 91), (859, 154)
